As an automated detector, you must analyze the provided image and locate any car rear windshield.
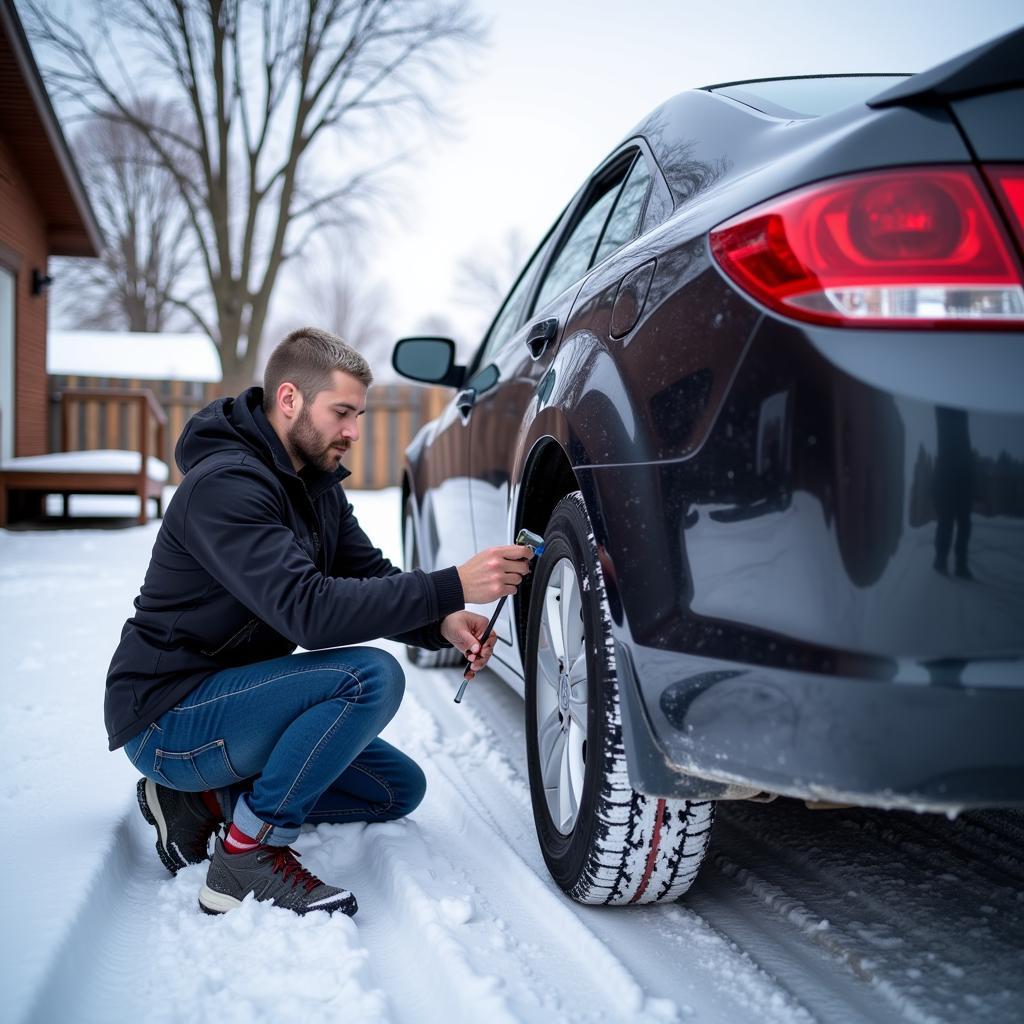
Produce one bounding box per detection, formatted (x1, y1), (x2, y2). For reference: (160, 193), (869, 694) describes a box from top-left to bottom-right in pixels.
(708, 75), (910, 119)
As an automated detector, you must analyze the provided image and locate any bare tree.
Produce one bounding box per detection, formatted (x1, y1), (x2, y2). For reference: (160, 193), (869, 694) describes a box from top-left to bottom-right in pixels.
(415, 312), (458, 338)
(27, 0), (483, 394)
(309, 269), (390, 358)
(52, 99), (197, 333)
(266, 251), (392, 371)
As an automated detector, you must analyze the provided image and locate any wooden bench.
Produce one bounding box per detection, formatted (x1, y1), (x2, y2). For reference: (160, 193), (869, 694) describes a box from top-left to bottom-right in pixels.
(0, 387), (169, 527)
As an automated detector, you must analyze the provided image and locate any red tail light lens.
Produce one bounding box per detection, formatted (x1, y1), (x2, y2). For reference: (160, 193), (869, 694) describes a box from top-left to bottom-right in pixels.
(710, 167), (1024, 328)
(985, 166), (1024, 252)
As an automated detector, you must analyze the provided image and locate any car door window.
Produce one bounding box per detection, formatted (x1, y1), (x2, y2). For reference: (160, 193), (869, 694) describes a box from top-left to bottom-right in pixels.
(533, 163), (631, 312)
(593, 156), (652, 265)
(476, 233), (550, 368)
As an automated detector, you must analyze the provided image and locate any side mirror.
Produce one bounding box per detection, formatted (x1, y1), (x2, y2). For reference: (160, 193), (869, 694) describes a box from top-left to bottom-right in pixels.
(392, 337), (466, 388)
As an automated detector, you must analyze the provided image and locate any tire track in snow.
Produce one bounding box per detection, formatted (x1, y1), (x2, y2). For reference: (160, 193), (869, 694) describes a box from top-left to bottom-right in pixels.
(302, 819), (525, 1024)
(21, 640), (1023, 1024)
(380, 687), (680, 1023)
(852, 808), (1024, 891)
(953, 809), (1024, 877)
(693, 848), (936, 1024)
(23, 758), (543, 1024)
(19, 680), (683, 1023)
(24, 814), (163, 1024)
(422, 654), (1024, 1024)
(396, 657), (821, 1024)
(699, 802), (1024, 1024)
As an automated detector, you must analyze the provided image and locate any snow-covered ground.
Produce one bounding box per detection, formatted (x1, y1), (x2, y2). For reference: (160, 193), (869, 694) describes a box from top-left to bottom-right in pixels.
(2, 489), (1023, 1023)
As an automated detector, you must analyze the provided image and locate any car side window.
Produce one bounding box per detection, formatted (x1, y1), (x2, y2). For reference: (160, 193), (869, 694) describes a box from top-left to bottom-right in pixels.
(477, 234), (550, 366)
(533, 162), (632, 312)
(592, 156), (652, 265)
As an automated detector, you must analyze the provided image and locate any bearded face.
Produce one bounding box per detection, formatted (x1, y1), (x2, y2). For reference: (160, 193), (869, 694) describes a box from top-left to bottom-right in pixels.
(275, 370), (366, 473)
(286, 401), (350, 472)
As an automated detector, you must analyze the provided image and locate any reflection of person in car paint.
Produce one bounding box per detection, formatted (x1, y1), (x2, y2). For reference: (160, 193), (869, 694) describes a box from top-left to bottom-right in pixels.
(933, 407), (974, 580)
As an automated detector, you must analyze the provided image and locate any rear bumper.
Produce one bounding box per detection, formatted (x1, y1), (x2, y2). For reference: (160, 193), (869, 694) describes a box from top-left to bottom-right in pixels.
(575, 315), (1024, 810)
(615, 641), (1024, 810)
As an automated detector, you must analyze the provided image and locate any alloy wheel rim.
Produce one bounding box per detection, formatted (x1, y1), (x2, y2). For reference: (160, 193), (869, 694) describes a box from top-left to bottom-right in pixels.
(535, 556), (588, 835)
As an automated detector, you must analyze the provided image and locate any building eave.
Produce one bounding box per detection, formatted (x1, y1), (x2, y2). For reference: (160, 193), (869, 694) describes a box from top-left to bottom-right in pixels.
(0, 0), (104, 257)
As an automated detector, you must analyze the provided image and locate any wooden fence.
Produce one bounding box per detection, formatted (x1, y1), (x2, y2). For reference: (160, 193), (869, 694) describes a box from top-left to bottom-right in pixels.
(48, 377), (450, 489)
(344, 384), (450, 489)
(49, 375), (211, 485)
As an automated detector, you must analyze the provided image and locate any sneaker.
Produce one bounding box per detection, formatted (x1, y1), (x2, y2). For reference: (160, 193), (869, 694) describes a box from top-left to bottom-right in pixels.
(199, 837), (358, 917)
(137, 777), (222, 875)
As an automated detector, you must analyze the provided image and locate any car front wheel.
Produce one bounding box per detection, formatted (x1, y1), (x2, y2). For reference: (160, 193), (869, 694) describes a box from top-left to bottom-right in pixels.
(525, 492), (714, 905)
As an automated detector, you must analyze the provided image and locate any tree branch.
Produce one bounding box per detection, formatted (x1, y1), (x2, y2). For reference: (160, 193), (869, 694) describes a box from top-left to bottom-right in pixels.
(28, 0), (483, 388)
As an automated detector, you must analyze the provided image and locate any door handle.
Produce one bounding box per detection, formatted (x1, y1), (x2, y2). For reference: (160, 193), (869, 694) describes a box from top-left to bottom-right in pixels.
(456, 387), (477, 417)
(526, 317), (559, 359)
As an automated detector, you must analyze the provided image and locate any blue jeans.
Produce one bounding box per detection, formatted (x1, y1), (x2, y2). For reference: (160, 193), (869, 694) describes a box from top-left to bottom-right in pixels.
(123, 647), (425, 846)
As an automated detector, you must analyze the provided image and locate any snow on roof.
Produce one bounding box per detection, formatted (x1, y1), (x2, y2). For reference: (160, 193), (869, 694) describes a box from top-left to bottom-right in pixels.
(47, 330), (222, 383)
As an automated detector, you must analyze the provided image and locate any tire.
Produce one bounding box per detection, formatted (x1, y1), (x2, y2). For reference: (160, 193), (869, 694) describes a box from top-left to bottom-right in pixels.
(403, 495), (463, 668)
(525, 492), (714, 905)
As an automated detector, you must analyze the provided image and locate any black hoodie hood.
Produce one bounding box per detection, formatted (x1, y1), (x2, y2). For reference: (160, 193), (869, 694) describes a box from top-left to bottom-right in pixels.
(176, 386), (348, 495)
(176, 386), (282, 475)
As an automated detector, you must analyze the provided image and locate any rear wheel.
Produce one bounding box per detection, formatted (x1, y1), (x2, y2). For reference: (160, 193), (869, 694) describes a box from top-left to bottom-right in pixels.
(525, 492), (714, 904)
(403, 496), (463, 668)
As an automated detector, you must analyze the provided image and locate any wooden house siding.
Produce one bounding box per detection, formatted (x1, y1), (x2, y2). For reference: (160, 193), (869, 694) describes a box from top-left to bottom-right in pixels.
(0, 132), (49, 456)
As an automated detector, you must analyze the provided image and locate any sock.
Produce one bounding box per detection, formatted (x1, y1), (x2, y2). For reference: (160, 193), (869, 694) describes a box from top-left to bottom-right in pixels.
(199, 790), (222, 820)
(223, 822), (261, 855)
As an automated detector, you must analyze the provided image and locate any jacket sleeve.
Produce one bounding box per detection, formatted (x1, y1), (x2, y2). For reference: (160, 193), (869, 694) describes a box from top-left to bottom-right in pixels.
(182, 463), (462, 651)
(328, 493), (462, 651)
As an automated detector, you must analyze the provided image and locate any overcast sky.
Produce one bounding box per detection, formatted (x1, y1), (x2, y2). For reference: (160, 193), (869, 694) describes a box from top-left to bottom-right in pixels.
(323, 0), (1023, 359)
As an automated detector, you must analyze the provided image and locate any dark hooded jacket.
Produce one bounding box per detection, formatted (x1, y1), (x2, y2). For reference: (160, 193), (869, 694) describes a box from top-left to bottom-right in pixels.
(104, 387), (464, 750)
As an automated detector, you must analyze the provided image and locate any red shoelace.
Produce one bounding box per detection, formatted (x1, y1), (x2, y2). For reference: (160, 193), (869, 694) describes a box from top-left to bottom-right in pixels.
(261, 846), (324, 893)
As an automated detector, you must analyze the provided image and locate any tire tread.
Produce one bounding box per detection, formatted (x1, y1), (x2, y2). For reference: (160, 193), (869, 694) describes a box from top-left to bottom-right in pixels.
(555, 492), (714, 906)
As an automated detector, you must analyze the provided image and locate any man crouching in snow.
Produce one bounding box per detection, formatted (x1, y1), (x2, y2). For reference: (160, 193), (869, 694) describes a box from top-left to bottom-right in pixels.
(104, 327), (533, 916)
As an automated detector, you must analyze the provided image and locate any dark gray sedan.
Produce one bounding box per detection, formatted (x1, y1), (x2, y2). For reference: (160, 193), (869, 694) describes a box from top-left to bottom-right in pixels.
(393, 26), (1024, 906)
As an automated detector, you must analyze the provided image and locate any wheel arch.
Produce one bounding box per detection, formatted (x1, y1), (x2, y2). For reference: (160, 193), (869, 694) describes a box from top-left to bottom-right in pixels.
(511, 436), (581, 662)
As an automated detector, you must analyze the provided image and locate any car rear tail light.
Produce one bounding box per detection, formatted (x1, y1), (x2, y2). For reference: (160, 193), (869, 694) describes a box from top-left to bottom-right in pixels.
(710, 167), (1024, 328)
(985, 166), (1024, 252)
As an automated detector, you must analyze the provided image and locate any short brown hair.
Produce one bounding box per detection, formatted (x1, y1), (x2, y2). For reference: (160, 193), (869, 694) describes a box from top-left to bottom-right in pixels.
(263, 327), (373, 410)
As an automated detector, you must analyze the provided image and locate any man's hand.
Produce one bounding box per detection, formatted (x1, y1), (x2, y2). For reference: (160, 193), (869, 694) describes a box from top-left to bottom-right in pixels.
(441, 610), (497, 680)
(457, 545), (535, 604)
